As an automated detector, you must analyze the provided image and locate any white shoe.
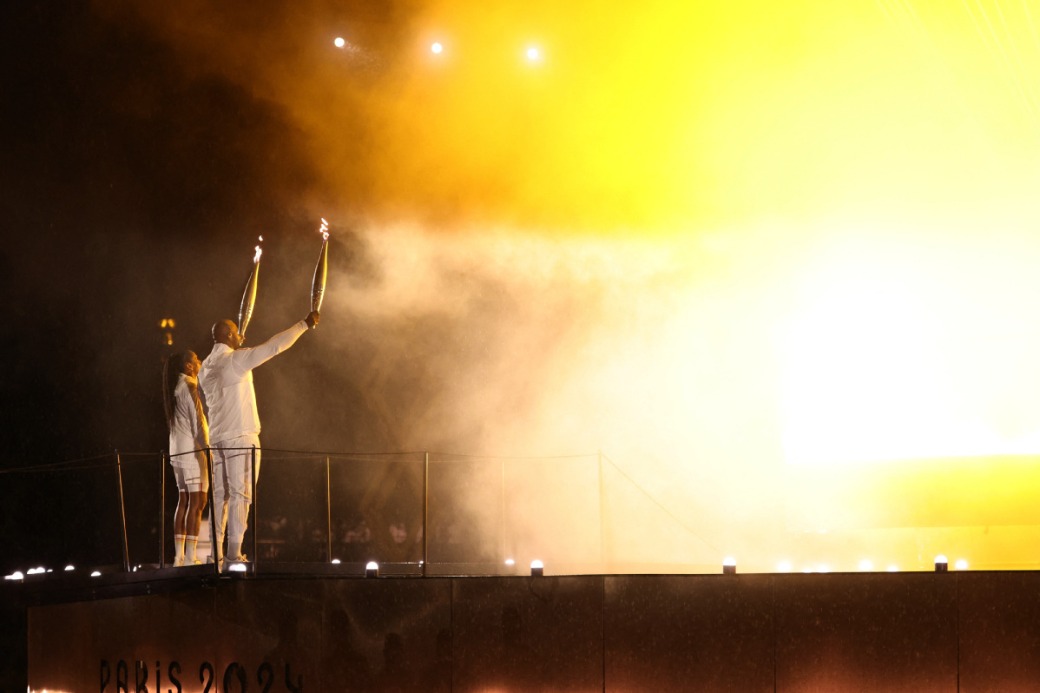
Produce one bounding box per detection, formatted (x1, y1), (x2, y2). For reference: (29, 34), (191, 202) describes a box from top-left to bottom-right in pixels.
(173, 556), (185, 567)
(219, 555), (249, 572)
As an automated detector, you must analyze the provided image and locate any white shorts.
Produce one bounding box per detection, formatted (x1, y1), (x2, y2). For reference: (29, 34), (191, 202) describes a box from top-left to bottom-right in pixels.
(171, 451), (210, 493)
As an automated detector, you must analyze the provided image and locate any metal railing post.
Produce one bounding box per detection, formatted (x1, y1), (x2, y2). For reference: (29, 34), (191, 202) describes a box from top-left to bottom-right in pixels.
(500, 457), (507, 573)
(160, 451), (167, 568)
(598, 450), (606, 571)
(115, 450), (130, 572)
(325, 455), (333, 562)
(251, 445), (258, 567)
(423, 452), (429, 576)
(207, 447), (218, 574)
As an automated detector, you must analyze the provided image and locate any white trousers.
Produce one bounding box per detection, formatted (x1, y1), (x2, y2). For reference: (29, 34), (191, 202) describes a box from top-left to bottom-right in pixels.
(211, 434), (261, 559)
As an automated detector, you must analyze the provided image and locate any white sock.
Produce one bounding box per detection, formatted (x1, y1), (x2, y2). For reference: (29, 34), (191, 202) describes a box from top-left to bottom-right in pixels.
(174, 534), (186, 560)
(229, 542), (242, 560)
(186, 536), (198, 562)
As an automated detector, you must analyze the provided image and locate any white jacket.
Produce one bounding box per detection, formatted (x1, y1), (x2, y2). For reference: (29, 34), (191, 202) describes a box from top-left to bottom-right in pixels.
(199, 321), (309, 443)
(169, 373), (209, 467)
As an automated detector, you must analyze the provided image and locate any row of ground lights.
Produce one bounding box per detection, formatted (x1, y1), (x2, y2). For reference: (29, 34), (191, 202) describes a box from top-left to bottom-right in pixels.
(5, 555), (971, 581)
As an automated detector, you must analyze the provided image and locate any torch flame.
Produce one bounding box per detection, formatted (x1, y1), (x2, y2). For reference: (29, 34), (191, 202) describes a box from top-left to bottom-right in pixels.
(311, 218), (330, 314)
(239, 235), (263, 337)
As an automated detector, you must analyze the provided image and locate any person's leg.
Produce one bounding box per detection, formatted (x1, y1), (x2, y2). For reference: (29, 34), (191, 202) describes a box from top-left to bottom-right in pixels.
(185, 491), (205, 563)
(184, 452), (208, 564)
(211, 444), (230, 563)
(226, 435), (261, 560)
(172, 465), (188, 566)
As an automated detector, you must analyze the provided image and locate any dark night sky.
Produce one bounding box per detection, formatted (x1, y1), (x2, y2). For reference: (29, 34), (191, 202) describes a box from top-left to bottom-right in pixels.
(2, 3), (310, 451)
(0, 1), (410, 571)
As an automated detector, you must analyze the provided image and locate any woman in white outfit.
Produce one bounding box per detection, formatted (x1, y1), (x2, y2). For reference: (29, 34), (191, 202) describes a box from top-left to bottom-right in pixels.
(162, 350), (211, 566)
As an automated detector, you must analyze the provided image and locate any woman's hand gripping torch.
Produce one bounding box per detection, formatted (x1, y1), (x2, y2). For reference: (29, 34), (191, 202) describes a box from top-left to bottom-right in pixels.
(238, 236), (262, 339)
(309, 219), (329, 327)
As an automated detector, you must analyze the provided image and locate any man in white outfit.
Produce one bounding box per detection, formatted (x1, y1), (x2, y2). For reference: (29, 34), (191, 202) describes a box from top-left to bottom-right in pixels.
(199, 311), (319, 568)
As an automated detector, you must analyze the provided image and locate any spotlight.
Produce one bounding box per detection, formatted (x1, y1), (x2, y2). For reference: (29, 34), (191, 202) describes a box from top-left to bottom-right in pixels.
(365, 561), (379, 578)
(886, 564), (899, 572)
(530, 559), (544, 577)
(334, 37), (346, 49)
(955, 558), (969, 571)
(857, 559), (874, 572)
(776, 560), (792, 573)
(525, 45), (541, 62)
(431, 41), (443, 54)
(504, 558), (515, 568)
(229, 563), (247, 573)
(64, 565), (75, 572)
(4, 571), (24, 581)
(934, 555), (948, 573)
(331, 559), (341, 565)
(90, 570), (102, 578)
(722, 557), (736, 575)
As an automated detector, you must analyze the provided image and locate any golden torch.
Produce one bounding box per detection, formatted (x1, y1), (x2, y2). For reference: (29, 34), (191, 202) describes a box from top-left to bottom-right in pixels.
(310, 219), (329, 319)
(238, 236), (263, 338)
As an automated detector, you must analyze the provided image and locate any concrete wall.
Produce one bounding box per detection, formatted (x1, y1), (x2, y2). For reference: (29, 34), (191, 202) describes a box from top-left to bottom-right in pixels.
(26, 571), (1040, 692)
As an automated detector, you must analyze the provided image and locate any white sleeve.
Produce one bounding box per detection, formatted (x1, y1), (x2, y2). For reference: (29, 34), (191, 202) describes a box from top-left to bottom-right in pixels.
(231, 320), (309, 374)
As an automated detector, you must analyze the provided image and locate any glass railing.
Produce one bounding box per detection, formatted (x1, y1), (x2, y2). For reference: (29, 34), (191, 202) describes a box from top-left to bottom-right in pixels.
(1, 448), (724, 579)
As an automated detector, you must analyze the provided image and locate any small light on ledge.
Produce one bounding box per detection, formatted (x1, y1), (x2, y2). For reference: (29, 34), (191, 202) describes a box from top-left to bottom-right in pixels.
(530, 560), (544, 577)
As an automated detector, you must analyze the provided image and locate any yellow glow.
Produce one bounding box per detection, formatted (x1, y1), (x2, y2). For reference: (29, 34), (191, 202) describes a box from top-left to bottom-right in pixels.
(106, 1), (1040, 231)
(431, 41), (443, 54)
(779, 225), (1040, 468)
